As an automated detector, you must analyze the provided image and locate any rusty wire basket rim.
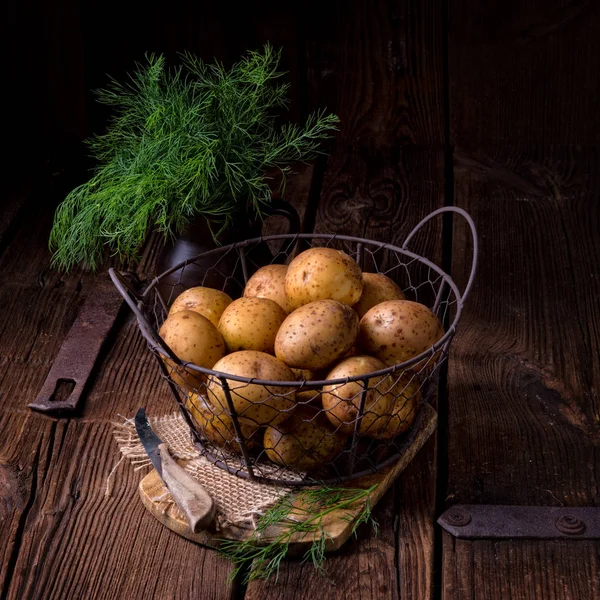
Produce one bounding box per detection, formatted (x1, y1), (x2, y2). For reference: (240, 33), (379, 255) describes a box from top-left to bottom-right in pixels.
(109, 206), (478, 486)
(110, 207), (477, 389)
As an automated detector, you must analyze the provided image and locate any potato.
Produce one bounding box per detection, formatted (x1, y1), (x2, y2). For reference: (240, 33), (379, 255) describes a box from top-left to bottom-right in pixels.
(353, 272), (405, 318)
(168, 287), (233, 327)
(274, 299), (359, 370)
(243, 264), (292, 313)
(207, 351), (296, 426)
(358, 300), (444, 367)
(296, 389), (322, 405)
(291, 367), (316, 381)
(218, 297), (287, 354)
(321, 356), (395, 436)
(264, 405), (347, 471)
(186, 393), (260, 453)
(285, 247), (363, 309)
(367, 375), (421, 439)
(159, 310), (226, 389)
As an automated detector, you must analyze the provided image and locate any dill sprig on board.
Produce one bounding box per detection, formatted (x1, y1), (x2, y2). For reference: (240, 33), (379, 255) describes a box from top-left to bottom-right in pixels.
(49, 45), (339, 271)
(219, 485), (378, 584)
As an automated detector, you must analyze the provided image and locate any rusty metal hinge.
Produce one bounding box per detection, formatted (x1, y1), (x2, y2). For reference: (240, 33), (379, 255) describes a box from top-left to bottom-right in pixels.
(438, 505), (599, 539)
(28, 273), (126, 415)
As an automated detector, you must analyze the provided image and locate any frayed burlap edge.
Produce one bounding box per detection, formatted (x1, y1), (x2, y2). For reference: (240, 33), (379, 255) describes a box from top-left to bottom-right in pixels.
(107, 412), (296, 532)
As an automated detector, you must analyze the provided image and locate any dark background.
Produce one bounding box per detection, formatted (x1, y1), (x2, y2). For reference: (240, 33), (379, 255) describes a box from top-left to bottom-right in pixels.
(6, 1), (312, 173)
(6, 0), (600, 171)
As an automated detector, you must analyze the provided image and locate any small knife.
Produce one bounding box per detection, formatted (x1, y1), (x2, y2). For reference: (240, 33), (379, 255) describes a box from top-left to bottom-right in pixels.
(134, 407), (215, 532)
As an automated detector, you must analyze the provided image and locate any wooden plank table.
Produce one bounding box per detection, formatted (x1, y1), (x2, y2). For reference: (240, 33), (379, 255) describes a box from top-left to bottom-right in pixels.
(1, 0), (599, 598)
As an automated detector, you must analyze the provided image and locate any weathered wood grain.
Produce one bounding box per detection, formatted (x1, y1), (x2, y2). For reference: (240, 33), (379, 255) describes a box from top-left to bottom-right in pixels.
(0, 178), (96, 414)
(446, 147), (600, 599)
(443, 538), (600, 600)
(450, 147), (600, 502)
(0, 412), (53, 599)
(395, 435), (438, 600)
(0, 160), (99, 411)
(449, 0), (600, 147)
(2, 418), (235, 600)
(446, 1), (600, 593)
(306, 0), (445, 148)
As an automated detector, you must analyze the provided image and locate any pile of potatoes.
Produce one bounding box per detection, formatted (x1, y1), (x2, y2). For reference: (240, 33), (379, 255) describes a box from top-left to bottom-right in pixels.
(158, 247), (444, 472)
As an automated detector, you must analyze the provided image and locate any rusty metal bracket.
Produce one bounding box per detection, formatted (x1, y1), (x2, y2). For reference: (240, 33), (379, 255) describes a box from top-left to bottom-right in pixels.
(438, 505), (600, 539)
(28, 273), (126, 415)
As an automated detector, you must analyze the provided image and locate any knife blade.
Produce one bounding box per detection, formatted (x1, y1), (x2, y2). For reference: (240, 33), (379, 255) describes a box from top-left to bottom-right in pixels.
(135, 407), (166, 478)
(134, 408), (215, 533)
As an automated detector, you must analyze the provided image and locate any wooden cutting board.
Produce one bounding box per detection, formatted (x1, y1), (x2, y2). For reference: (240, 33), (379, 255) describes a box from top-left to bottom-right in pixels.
(138, 403), (437, 553)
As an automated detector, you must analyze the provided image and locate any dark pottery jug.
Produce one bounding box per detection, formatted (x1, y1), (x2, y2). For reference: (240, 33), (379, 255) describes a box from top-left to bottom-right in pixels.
(155, 199), (300, 305)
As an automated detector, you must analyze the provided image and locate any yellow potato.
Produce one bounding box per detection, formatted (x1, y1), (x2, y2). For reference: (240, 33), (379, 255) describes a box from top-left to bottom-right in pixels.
(358, 300), (444, 367)
(367, 374), (421, 440)
(291, 367), (316, 381)
(274, 299), (359, 370)
(207, 351), (296, 426)
(321, 355), (396, 436)
(353, 272), (405, 318)
(186, 393), (260, 453)
(243, 264), (292, 313)
(293, 366), (333, 382)
(296, 389), (322, 405)
(284, 247), (363, 309)
(158, 310), (226, 390)
(218, 297), (287, 354)
(168, 287), (233, 327)
(264, 405), (347, 471)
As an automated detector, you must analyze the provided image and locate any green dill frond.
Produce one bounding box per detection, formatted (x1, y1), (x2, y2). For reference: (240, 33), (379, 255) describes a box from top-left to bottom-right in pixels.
(49, 45), (339, 271)
(218, 485), (378, 584)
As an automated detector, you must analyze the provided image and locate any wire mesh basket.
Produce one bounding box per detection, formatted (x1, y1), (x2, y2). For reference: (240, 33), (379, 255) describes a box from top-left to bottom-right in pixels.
(110, 207), (477, 487)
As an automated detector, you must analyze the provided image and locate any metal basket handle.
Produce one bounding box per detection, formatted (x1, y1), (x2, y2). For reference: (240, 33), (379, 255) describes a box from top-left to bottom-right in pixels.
(108, 268), (181, 364)
(402, 206), (478, 303)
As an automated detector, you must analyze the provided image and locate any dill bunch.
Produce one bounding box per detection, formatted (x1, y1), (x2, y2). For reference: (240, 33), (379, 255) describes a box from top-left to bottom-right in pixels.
(49, 45), (339, 271)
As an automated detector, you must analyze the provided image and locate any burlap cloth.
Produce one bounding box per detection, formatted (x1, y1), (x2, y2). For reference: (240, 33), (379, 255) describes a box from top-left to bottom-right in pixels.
(108, 412), (302, 531)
